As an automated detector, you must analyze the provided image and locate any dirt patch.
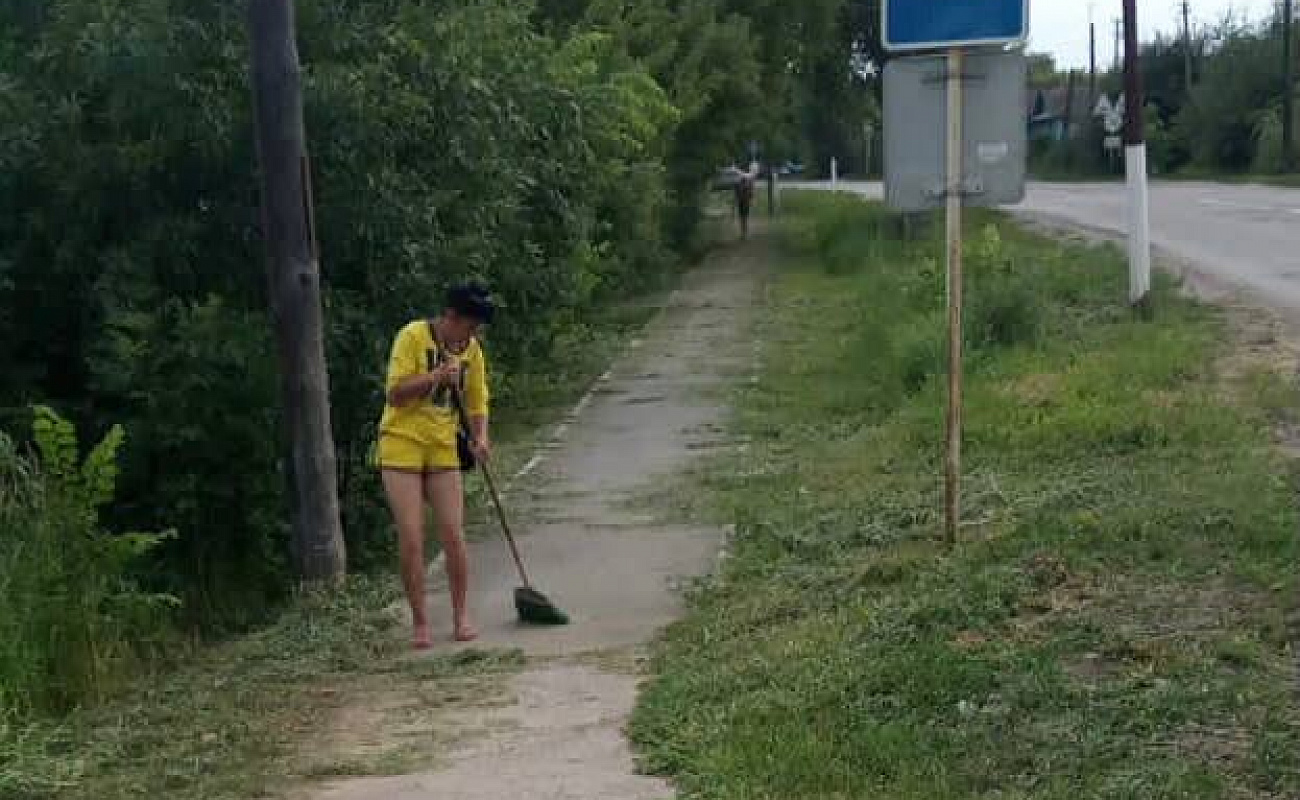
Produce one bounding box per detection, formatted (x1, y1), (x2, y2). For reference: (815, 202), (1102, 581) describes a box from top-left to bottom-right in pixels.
(293, 653), (526, 784)
(304, 665), (668, 800)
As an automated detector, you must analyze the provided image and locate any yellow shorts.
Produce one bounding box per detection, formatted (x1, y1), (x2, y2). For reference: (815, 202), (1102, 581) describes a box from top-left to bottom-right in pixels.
(374, 434), (458, 472)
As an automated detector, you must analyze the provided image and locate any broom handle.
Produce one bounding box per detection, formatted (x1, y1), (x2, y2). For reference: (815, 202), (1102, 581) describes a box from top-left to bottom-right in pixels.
(428, 321), (534, 588)
(444, 375), (533, 590)
(475, 448), (533, 590)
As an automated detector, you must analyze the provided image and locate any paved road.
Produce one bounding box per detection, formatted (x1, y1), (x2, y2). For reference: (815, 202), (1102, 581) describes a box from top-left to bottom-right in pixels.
(805, 180), (1300, 312)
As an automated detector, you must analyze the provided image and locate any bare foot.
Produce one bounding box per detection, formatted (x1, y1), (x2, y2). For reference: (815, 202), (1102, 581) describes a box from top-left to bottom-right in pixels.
(412, 622), (433, 650)
(453, 621), (478, 642)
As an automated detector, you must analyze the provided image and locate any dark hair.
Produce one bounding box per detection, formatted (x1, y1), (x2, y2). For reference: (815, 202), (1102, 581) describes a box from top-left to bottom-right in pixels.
(445, 282), (496, 323)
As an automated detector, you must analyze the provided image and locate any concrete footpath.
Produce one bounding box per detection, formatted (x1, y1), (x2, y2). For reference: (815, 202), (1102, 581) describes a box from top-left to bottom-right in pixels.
(306, 231), (764, 800)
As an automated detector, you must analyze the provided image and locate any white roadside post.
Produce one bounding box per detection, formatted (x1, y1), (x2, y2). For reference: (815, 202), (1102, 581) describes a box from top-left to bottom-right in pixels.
(831, 157), (839, 186)
(1125, 143), (1152, 304)
(1122, 0), (1152, 310)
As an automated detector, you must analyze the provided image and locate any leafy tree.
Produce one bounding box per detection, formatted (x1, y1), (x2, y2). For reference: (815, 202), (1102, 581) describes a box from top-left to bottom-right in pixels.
(1178, 22), (1285, 171)
(0, 0), (684, 628)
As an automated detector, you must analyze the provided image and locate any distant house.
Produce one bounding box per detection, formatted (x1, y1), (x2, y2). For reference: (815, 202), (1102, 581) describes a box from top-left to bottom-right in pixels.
(1026, 86), (1094, 142)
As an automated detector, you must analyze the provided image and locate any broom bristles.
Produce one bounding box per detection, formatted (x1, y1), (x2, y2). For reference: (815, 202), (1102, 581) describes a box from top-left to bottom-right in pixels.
(515, 587), (570, 626)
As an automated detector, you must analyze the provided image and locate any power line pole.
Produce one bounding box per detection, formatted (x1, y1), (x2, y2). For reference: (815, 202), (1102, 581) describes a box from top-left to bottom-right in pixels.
(1123, 0), (1152, 311)
(1182, 0), (1194, 94)
(1064, 69), (1077, 139)
(1090, 18), (1098, 97)
(1114, 17), (1123, 73)
(1284, 0), (1295, 172)
(246, 0), (347, 584)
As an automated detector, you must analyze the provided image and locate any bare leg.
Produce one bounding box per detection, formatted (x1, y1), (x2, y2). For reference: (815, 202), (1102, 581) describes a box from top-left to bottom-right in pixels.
(425, 469), (476, 642)
(383, 469), (432, 649)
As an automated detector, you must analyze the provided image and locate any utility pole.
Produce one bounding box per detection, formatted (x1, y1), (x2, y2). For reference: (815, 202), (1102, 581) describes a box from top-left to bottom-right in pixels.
(1122, 0), (1152, 311)
(1284, 0), (1295, 172)
(1182, 0), (1194, 94)
(1063, 69), (1077, 140)
(246, 0), (347, 584)
(863, 121), (869, 176)
(1089, 18), (1098, 98)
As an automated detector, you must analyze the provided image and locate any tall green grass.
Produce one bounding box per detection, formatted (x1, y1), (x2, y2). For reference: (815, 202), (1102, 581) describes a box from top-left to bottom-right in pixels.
(631, 193), (1299, 799)
(0, 408), (175, 719)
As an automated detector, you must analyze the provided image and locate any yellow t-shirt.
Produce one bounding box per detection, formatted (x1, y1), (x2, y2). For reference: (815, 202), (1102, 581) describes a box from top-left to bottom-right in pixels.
(378, 320), (489, 447)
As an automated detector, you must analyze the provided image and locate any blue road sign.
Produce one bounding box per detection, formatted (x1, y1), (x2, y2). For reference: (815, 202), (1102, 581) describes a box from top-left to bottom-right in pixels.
(884, 0), (1028, 52)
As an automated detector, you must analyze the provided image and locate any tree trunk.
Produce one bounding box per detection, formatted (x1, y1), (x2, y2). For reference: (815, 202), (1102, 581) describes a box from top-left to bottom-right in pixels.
(246, 0), (346, 583)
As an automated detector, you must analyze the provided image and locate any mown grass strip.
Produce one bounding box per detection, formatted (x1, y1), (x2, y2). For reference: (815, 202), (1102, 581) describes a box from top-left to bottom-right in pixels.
(0, 578), (524, 800)
(631, 192), (1299, 800)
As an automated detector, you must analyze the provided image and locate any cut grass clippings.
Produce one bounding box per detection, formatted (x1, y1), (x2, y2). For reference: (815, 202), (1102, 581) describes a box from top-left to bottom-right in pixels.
(630, 192), (1300, 799)
(0, 578), (524, 800)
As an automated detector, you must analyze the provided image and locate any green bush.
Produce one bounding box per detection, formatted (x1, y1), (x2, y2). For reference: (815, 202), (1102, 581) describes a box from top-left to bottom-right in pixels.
(1179, 24), (1285, 172)
(1251, 104), (1300, 174)
(0, 0), (868, 634)
(789, 198), (1044, 401)
(965, 225), (1044, 350)
(0, 0), (691, 629)
(0, 408), (175, 718)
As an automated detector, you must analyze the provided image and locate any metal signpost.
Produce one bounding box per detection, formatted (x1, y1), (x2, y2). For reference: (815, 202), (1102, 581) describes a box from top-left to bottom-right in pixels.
(883, 52), (1027, 210)
(883, 0), (1028, 546)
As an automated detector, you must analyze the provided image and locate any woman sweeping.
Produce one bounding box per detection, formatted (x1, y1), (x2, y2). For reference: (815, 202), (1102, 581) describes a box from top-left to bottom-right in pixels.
(376, 284), (495, 649)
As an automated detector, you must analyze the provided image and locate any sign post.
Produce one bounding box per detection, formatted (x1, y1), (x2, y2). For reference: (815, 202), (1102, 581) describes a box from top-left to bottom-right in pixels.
(943, 48), (965, 548)
(883, 0), (1028, 547)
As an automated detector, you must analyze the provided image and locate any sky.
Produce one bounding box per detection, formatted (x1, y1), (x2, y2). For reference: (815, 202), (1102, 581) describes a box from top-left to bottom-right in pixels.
(1028, 0), (1279, 69)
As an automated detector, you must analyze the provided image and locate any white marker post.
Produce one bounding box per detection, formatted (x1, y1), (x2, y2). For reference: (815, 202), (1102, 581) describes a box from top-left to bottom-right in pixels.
(944, 49), (965, 548)
(1122, 0), (1152, 310)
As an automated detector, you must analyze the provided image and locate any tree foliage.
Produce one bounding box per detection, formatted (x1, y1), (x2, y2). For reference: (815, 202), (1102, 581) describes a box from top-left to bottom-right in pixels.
(1178, 19), (1290, 172)
(0, 0), (687, 628)
(1030, 11), (1297, 177)
(0, 0), (882, 633)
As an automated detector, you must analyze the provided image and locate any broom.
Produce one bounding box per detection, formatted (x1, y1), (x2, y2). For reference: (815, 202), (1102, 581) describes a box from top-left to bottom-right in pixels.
(447, 381), (570, 627)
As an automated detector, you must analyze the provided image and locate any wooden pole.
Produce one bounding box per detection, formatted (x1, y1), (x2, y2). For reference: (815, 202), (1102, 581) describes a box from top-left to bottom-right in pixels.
(1114, 18), (1123, 74)
(1089, 19), (1098, 98)
(247, 0), (347, 583)
(768, 162), (777, 217)
(1063, 69), (1077, 140)
(1284, 0), (1295, 172)
(944, 48), (964, 548)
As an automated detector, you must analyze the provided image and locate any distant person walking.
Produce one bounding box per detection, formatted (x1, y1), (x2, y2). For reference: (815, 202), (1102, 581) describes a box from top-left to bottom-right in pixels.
(734, 163), (758, 240)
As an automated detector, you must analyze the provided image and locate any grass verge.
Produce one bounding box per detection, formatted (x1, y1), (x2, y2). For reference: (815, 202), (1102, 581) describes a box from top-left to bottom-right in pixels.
(630, 192), (1299, 799)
